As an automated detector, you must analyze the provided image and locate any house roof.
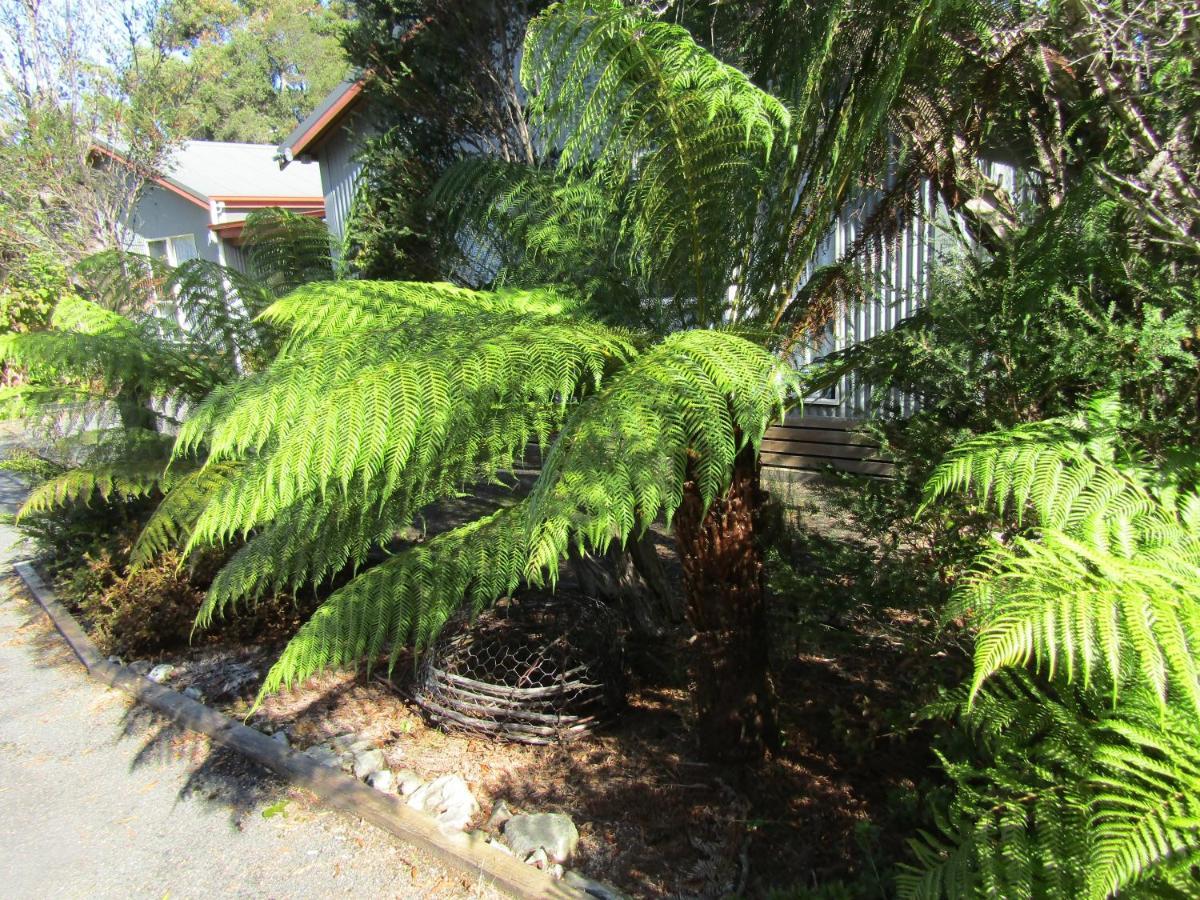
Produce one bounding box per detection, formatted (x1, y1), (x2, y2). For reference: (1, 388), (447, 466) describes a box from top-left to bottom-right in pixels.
(94, 138), (324, 208)
(278, 78), (365, 163)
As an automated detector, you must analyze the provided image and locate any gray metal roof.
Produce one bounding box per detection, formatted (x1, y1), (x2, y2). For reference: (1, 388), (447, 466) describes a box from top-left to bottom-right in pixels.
(163, 140), (323, 198)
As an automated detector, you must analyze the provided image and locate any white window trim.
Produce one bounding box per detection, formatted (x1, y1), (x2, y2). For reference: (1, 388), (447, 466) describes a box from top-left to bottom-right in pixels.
(146, 233), (199, 268)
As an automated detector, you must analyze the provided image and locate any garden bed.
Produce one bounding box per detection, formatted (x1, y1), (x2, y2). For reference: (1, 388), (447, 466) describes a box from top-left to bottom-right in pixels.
(54, 481), (961, 898)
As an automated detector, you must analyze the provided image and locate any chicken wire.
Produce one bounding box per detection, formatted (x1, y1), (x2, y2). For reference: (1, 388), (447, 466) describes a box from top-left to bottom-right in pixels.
(414, 595), (625, 744)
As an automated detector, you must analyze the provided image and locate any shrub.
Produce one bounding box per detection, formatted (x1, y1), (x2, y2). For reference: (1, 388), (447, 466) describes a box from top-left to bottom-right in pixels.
(68, 550), (204, 657)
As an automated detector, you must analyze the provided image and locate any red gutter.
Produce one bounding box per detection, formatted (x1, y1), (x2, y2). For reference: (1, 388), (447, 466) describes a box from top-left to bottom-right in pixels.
(288, 80), (365, 157)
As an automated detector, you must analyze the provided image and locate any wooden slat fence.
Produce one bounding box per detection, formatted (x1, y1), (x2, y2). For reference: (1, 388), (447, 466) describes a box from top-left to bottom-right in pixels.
(761, 418), (894, 479)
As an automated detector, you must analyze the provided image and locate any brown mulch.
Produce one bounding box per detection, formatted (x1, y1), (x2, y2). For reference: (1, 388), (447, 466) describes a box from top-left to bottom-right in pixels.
(81, 482), (959, 897)
(143, 596), (946, 898)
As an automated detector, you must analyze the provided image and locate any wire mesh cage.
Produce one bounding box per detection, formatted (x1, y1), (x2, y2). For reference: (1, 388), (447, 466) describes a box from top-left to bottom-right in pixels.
(414, 594), (626, 744)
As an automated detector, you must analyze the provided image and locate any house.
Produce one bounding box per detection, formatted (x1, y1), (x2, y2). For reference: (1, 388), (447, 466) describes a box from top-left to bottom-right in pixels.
(94, 139), (325, 273)
(277, 79), (370, 247)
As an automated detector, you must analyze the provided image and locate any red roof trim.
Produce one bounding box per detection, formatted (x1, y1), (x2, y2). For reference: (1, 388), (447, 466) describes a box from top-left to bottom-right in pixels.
(209, 208), (325, 245)
(90, 143), (211, 210)
(289, 80), (365, 157)
(211, 196), (326, 207)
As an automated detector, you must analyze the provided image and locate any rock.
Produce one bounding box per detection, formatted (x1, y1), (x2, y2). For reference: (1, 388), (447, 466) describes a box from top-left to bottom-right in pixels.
(106, 655), (122, 666)
(547, 863), (564, 880)
(366, 769), (397, 794)
(147, 663), (176, 683)
(182, 686), (204, 702)
(304, 745), (342, 768)
(129, 660), (152, 676)
(525, 848), (550, 869)
(407, 774), (478, 831)
(394, 769), (423, 797)
(486, 799), (513, 831)
(562, 871), (629, 900)
(503, 813), (579, 864)
(331, 733), (375, 754)
(353, 748), (387, 781)
(271, 730), (290, 748)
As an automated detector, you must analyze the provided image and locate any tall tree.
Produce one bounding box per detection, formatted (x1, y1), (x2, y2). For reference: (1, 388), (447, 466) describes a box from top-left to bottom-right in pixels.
(148, 0), (353, 143)
(0, 0), (192, 263)
(339, 0), (549, 278)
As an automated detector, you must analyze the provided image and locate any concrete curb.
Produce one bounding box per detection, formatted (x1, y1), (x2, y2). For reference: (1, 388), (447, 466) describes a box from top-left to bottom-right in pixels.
(14, 562), (620, 900)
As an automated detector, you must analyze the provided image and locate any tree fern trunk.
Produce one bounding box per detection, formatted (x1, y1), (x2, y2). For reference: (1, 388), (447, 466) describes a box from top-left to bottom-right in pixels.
(674, 442), (778, 762)
(569, 534), (683, 638)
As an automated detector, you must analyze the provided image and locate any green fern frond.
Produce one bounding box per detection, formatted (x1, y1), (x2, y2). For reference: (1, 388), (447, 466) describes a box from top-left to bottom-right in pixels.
(903, 674), (1200, 899)
(129, 461), (239, 568)
(524, 328), (800, 575)
(16, 429), (175, 517)
(958, 530), (1200, 712)
(177, 283), (633, 548)
(521, 0), (790, 323)
(240, 207), (335, 296)
(256, 502), (529, 698)
(1088, 702), (1200, 899)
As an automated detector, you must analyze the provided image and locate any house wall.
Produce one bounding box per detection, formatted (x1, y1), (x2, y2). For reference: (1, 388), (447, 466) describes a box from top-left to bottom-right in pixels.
(315, 114), (373, 247)
(793, 158), (1025, 422)
(125, 185), (225, 265)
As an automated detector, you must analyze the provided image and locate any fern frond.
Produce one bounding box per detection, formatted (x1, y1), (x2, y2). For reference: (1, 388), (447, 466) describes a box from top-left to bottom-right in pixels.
(256, 502), (529, 697)
(525, 328), (800, 575)
(1088, 702), (1200, 899)
(129, 461), (239, 568)
(178, 282), (632, 548)
(958, 530), (1200, 713)
(521, 0), (790, 323)
(240, 207), (335, 296)
(251, 328), (797, 697)
(16, 429), (175, 517)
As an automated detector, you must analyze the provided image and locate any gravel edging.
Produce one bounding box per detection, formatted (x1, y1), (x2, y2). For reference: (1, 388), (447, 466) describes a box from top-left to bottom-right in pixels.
(14, 562), (620, 900)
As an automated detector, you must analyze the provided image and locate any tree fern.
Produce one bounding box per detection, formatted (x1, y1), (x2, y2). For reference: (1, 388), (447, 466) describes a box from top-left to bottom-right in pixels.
(240, 207), (336, 296)
(173, 280), (797, 710)
(514, 0), (794, 327)
(906, 398), (1200, 896)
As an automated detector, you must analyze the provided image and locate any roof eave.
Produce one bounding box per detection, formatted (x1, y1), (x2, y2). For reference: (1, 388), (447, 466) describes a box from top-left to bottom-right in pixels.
(279, 78), (366, 166)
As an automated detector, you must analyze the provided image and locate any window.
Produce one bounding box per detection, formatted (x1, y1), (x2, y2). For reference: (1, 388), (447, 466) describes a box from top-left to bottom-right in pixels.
(795, 317), (841, 405)
(145, 234), (199, 267)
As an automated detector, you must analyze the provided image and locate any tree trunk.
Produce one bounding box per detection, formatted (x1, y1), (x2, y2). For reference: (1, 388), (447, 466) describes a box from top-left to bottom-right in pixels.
(569, 532), (683, 638)
(673, 442), (778, 763)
